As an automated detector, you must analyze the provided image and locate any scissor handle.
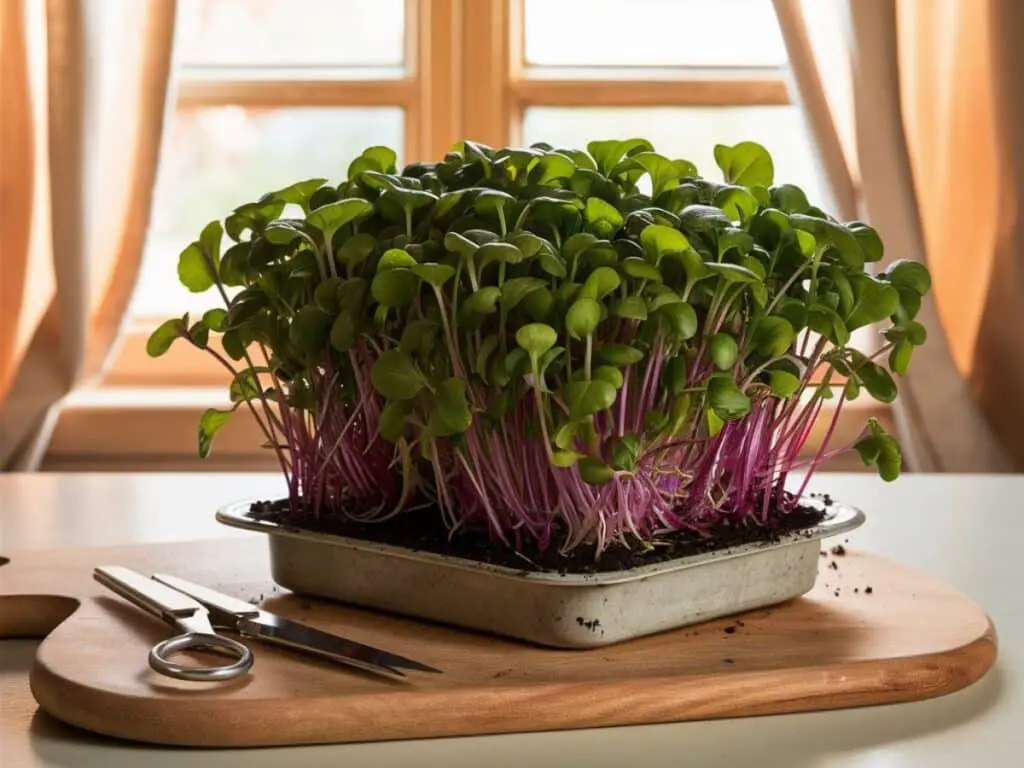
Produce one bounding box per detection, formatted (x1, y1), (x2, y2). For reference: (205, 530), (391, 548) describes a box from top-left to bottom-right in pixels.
(149, 631), (254, 682)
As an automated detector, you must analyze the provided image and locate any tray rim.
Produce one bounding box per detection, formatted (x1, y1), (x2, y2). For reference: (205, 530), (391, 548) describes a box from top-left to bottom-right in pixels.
(216, 495), (866, 587)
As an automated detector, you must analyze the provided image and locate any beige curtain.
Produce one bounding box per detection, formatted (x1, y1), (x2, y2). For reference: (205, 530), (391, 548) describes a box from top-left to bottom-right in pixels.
(0, 0), (178, 469)
(773, 0), (1019, 472)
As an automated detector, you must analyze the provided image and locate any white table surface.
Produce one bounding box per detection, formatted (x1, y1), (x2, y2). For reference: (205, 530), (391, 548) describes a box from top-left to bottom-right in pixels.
(0, 471), (1021, 767)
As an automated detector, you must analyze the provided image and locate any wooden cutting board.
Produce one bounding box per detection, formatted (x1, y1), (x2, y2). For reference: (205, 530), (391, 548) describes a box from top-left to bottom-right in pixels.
(0, 537), (996, 748)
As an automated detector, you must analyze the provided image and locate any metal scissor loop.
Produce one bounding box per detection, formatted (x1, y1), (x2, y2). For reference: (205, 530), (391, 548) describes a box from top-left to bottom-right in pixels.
(94, 565), (254, 682)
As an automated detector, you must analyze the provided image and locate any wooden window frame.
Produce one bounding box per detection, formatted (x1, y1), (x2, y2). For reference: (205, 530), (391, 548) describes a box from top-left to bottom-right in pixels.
(50, 0), (875, 470)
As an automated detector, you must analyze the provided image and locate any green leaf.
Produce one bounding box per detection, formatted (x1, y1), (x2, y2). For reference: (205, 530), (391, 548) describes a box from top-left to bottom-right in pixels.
(657, 301), (698, 340)
(883, 259), (932, 295)
(501, 277), (547, 309)
(219, 242), (251, 286)
(553, 421), (578, 450)
(202, 308), (228, 332)
(509, 230), (555, 260)
(564, 380), (617, 420)
(198, 407), (235, 459)
(707, 408), (725, 437)
(770, 184), (810, 214)
(330, 312), (357, 351)
(854, 435), (882, 466)
(587, 138), (653, 176)
(371, 350), (424, 400)
(708, 376), (751, 420)
(534, 153), (576, 185)
(705, 262), (760, 284)
(397, 319), (438, 358)
(188, 319), (210, 349)
(379, 400), (410, 443)
(378, 248), (418, 271)
(751, 316), (795, 358)
(584, 197), (624, 238)
(146, 316), (187, 357)
(846, 275), (901, 330)
(859, 361), (898, 403)
(474, 189), (516, 218)
(538, 249), (568, 277)
(516, 323), (558, 359)
(593, 365), (624, 389)
(464, 286), (502, 314)
(521, 286), (554, 321)
(307, 198), (373, 243)
(807, 303), (851, 346)
(709, 334), (739, 370)
(580, 266), (621, 300)
(229, 369), (263, 403)
(266, 178), (327, 209)
(336, 233), (377, 271)
(664, 356), (688, 396)
(789, 214), (863, 268)
(612, 296), (648, 321)
(640, 224), (690, 263)
(854, 423), (902, 481)
(714, 186), (760, 222)
(608, 434), (641, 470)
(565, 297), (602, 339)
(477, 241), (524, 267)
(371, 268), (420, 307)
(713, 141), (774, 187)
(768, 369), (801, 398)
(679, 204), (732, 232)
(849, 221), (883, 263)
(621, 257), (662, 282)
(889, 338), (913, 375)
(289, 305), (332, 353)
(430, 377), (472, 436)
(551, 449), (584, 468)
(577, 457), (614, 486)
(598, 344), (644, 366)
(615, 151), (682, 196)
(177, 243), (217, 293)
(411, 262), (456, 289)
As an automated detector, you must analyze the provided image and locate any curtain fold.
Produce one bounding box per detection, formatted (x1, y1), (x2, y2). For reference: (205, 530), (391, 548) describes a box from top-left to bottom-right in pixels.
(0, 0), (178, 469)
(772, 0), (1017, 473)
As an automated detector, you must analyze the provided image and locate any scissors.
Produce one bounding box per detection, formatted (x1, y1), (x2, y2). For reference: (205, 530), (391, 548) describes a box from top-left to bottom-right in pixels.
(93, 565), (441, 682)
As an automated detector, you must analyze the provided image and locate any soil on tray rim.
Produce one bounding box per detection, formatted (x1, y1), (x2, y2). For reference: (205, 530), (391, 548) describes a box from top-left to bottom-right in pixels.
(247, 493), (833, 575)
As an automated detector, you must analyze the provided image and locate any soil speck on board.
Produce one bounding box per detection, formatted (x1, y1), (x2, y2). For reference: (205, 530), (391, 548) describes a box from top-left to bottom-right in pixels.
(865, 586), (873, 594)
(723, 625), (737, 635)
(854, 587), (860, 594)
(830, 544), (847, 556)
(493, 668), (514, 679)
(724, 658), (735, 664)
(833, 589), (840, 597)
(828, 561), (839, 571)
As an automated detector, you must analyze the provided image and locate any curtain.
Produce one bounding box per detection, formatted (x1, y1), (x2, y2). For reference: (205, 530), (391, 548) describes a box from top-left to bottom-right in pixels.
(772, 0), (1018, 472)
(0, 0), (178, 469)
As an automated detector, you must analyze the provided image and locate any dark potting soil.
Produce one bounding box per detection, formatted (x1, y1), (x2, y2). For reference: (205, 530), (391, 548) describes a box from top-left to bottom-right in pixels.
(248, 493), (832, 575)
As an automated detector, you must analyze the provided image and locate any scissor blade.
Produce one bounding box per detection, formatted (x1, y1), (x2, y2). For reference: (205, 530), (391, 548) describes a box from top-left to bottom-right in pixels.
(236, 614), (441, 676)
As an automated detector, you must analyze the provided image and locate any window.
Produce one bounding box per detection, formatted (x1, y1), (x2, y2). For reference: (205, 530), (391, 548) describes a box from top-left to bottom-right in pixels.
(54, 0), (878, 470)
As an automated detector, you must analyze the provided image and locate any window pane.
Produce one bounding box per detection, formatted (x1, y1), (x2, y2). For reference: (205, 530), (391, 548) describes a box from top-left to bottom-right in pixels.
(521, 106), (831, 210)
(131, 107), (404, 318)
(523, 0), (787, 68)
(177, 0), (405, 68)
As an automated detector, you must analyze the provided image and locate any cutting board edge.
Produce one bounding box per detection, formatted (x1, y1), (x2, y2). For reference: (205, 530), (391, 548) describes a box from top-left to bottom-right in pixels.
(25, 620), (998, 748)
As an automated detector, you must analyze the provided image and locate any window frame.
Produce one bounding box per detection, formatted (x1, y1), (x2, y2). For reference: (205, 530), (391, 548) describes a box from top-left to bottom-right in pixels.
(55, 0), (874, 471)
